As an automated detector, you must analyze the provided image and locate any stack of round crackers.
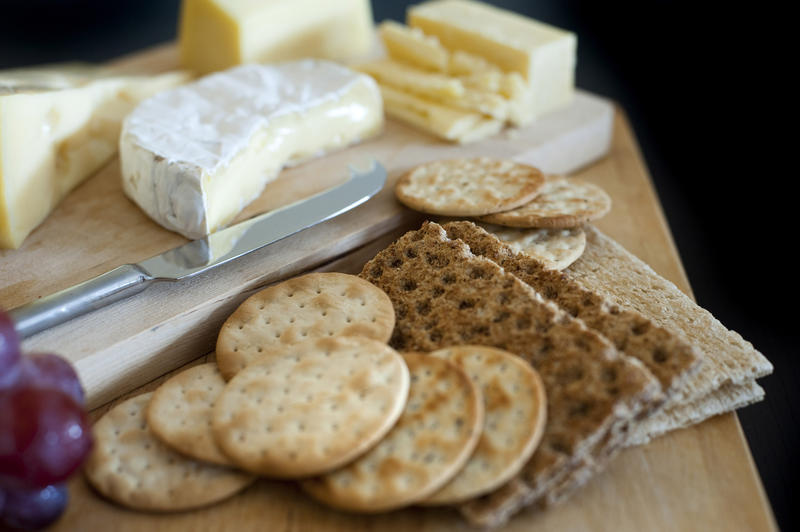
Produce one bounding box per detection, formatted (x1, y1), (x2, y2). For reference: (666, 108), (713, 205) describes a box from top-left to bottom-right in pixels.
(395, 157), (612, 270)
(84, 272), (548, 516)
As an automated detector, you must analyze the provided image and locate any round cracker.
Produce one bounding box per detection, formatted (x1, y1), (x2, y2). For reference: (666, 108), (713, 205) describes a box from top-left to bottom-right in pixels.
(147, 363), (231, 466)
(478, 175), (611, 228)
(395, 157), (545, 216)
(84, 393), (254, 512)
(478, 223), (586, 270)
(212, 336), (410, 478)
(300, 353), (484, 512)
(216, 272), (395, 380)
(423, 346), (547, 505)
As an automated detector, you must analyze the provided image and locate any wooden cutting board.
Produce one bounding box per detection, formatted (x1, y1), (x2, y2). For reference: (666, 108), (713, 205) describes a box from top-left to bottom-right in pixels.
(50, 110), (776, 532)
(0, 45), (614, 409)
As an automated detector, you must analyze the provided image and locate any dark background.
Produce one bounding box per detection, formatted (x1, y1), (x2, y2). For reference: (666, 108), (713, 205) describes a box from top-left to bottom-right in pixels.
(1, 0), (795, 528)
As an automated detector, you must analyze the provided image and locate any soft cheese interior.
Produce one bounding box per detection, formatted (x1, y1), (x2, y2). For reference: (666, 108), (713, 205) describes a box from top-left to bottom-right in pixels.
(120, 60), (383, 240)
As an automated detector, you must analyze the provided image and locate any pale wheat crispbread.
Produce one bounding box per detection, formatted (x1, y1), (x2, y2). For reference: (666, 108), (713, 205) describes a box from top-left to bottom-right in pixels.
(478, 223), (586, 270)
(359, 222), (660, 526)
(423, 346), (547, 505)
(146, 363), (230, 466)
(478, 175), (611, 228)
(443, 221), (701, 403)
(628, 380), (765, 446)
(212, 337), (409, 478)
(300, 353), (484, 512)
(84, 393), (254, 512)
(394, 157), (545, 216)
(566, 225), (772, 406)
(216, 272), (395, 380)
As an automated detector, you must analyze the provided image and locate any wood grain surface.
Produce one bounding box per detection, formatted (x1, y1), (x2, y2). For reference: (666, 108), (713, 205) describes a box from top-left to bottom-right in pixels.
(0, 46), (614, 409)
(50, 111), (777, 532)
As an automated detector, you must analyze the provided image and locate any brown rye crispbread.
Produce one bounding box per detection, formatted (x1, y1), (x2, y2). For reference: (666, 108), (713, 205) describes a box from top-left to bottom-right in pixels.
(359, 222), (660, 527)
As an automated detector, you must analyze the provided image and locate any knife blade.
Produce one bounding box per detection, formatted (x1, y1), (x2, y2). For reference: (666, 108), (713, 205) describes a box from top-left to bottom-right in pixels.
(10, 160), (386, 339)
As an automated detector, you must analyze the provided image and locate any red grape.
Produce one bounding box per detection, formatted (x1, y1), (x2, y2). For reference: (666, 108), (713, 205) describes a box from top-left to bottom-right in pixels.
(15, 354), (85, 406)
(0, 483), (68, 530)
(0, 310), (21, 389)
(0, 388), (92, 491)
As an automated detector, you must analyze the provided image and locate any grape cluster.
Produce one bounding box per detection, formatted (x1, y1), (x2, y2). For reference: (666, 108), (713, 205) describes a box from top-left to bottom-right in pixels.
(1, 310), (93, 530)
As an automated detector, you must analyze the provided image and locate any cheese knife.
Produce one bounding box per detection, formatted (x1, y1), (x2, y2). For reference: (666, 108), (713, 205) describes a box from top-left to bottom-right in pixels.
(9, 160), (386, 339)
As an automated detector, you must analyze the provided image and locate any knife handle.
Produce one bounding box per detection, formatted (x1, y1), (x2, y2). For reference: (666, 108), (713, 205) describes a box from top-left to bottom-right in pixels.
(10, 264), (153, 339)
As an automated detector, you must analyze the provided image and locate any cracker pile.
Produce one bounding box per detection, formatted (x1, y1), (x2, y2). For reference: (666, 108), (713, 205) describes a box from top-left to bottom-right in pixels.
(395, 158), (610, 270)
(86, 272), (549, 518)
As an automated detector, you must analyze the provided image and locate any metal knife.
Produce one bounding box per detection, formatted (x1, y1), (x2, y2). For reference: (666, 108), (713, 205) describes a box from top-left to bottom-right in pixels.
(10, 160), (386, 339)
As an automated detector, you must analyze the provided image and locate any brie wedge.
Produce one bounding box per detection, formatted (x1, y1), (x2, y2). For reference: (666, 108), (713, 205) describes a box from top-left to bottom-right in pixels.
(119, 60), (383, 240)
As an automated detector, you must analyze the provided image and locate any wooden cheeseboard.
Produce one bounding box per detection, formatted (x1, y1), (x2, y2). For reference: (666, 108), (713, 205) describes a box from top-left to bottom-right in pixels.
(48, 110), (776, 532)
(0, 45), (614, 409)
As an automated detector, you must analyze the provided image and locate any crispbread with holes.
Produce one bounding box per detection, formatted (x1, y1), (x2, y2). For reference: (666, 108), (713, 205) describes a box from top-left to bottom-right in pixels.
(567, 225), (772, 406)
(216, 272), (395, 380)
(443, 221), (701, 404)
(147, 363), (230, 466)
(359, 222), (659, 526)
(423, 346), (546, 505)
(212, 337), (409, 478)
(478, 175), (611, 228)
(84, 393), (254, 512)
(300, 353), (484, 512)
(478, 223), (586, 270)
(394, 157), (545, 216)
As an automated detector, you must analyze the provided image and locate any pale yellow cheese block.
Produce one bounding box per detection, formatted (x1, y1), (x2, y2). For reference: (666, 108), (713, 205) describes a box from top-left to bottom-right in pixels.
(179, 0), (374, 74)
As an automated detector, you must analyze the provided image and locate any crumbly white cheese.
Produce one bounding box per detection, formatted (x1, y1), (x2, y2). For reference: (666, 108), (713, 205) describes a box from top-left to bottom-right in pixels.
(119, 60), (383, 239)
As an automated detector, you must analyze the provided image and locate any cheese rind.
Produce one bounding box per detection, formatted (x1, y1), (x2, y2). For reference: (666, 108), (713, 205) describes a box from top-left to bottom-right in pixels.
(0, 69), (188, 249)
(179, 0), (374, 75)
(119, 61), (383, 240)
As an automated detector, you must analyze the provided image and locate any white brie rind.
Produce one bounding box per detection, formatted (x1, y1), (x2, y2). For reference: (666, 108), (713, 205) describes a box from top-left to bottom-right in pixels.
(119, 60), (383, 240)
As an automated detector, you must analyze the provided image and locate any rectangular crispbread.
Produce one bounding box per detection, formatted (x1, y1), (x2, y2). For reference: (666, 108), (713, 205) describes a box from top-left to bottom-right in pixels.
(443, 221), (702, 404)
(566, 225), (773, 406)
(359, 222), (660, 528)
(628, 380), (765, 446)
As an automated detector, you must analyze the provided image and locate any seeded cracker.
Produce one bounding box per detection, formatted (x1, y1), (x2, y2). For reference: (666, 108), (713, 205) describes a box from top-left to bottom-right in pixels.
(423, 346), (546, 505)
(146, 363), (231, 466)
(300, 353), (484, 512)
(216, 272), (395, 380)
(478, 223), (586, 270)
(479, 175), (611, 228)
(394, 157), (545, 216)
(85, 393), (254, 512)
(212, 337), (409, 478)
(359, 222), (659, 527)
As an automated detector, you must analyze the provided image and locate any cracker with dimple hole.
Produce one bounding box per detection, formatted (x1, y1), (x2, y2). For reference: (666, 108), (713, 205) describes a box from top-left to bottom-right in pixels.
(395, 157), (545, 216)
(423, 346), (546, 505)
(216, 272), (395, 380)
(84, 393), (254, 512)
(479, 175), (611, 228)
(147, 363), (230, 466)
(478, 223), (586, 270)
(300, 353), (484, 512)
(213, 336), (409, 478)
(359, 222), (659, 527)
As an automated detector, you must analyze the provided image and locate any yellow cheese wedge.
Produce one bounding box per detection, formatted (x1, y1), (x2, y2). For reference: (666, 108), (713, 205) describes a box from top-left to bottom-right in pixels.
(179, 0), (374, 75)
(409, 0), (576, 118)
(0, 69), (188, 249)
(378, 20), (449, 72)
(379, 85), (502, 144)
